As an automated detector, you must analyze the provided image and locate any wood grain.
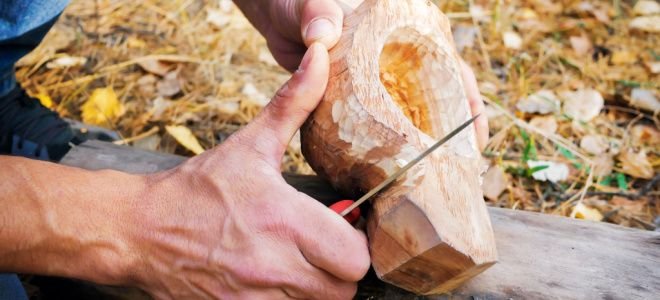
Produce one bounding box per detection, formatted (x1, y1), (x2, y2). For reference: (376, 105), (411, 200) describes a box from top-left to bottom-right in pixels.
(300, 0), (497, 294)
(61, 140), (660, 299)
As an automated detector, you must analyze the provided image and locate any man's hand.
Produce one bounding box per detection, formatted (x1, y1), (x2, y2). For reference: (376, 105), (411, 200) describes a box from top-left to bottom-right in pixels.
(126, 43), (369, 299)
(0, 43), (369, 300)
(234, 0), (345, 71)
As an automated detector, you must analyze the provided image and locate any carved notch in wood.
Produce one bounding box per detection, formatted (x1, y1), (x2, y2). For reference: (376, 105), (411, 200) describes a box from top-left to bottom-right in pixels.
(301, 0), (497, 295)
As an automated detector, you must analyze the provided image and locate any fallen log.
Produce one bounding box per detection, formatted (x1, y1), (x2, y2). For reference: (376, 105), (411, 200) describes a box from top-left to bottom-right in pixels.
(61, 140), (660, 299)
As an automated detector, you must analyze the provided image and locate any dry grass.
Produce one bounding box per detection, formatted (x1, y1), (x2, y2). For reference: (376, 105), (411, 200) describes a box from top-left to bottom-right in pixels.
(16, 0), (658, 229)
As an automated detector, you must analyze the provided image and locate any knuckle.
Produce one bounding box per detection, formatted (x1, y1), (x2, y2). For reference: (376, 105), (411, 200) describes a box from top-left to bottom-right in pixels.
(343, 234), (371, 281)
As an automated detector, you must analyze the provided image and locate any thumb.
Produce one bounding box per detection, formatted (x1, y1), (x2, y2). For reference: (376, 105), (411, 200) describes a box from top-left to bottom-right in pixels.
(299, 0), (344, 48)
(242, 43), (329, 165)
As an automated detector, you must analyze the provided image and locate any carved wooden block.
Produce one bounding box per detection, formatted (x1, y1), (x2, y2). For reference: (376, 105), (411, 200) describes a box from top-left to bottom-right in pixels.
(301, 0), (497, 295)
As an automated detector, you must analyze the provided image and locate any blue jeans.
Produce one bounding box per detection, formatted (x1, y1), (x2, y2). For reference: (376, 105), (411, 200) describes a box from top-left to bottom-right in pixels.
(1, 1), (69, 297)
(0, 0), (70, 97)
(0, 274), (27, 300)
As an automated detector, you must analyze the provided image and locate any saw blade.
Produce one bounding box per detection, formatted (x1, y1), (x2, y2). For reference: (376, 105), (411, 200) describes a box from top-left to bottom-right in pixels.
(339, 114), (480, 216)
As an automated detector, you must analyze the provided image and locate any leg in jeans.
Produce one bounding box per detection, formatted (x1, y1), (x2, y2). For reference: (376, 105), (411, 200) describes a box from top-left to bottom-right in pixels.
(0, 274), (28, 300)
(0, 1), (69, 298)
(0, 0), (71, 97)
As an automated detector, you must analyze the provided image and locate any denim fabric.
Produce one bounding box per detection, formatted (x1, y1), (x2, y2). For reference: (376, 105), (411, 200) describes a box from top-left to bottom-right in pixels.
(0, 274), (28, 300)
(0, 0), (69, 96)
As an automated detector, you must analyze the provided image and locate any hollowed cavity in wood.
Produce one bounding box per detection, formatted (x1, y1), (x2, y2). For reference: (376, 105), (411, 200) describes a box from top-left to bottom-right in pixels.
(379, 27), (462, 139)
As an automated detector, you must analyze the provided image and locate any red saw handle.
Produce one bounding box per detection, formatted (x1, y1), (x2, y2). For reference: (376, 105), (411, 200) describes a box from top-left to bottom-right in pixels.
(329, 200), (360, 224)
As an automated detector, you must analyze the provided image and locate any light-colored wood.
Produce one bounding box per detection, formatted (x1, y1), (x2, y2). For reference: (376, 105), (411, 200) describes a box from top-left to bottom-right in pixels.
(60, 141), (660, 299)
(300, 0), (496, 294)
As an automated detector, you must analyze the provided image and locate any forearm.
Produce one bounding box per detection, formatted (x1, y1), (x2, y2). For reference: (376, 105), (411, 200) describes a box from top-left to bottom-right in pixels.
(0, 156), (144, 285)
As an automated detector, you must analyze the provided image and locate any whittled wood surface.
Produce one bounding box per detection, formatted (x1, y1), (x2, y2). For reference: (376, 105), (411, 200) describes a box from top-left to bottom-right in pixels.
(300, 0), (496, 294)
(61, 140), (660, 299)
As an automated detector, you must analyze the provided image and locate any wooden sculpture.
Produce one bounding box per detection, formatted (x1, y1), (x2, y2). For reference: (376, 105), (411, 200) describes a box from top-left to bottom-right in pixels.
(300, 0), (497, 295)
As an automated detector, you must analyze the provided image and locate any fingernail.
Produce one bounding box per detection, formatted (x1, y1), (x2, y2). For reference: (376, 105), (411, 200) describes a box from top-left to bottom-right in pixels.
(304, 18), (336, 44)
(297, 43), (318, 73)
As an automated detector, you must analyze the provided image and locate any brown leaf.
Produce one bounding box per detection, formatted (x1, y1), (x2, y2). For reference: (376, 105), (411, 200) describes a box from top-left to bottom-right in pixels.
(618, 149), (654, 179)
(157, 70), (182, 97)
(482, 166), (509, 201)
(611, 196), (646, 214)
(630, 125), (660, 147)
(561, 89), (604, 122)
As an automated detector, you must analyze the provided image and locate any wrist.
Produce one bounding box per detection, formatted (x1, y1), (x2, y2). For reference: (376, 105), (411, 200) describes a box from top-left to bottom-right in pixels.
(0, 159), (148, 286)
(55, 169), (148, 286)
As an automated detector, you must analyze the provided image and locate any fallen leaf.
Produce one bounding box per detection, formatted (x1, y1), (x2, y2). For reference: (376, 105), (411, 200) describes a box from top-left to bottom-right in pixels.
(630, 88), (659, 113)
(241, 83), (270, 107)
(165, 125), (205, 155)
(35, 91), (53, 109)
(630, 16), (660, 33)
(561, 89), (604, 122)
(82, 87), (123, 126)
(571, 202), (603, 221)
(529, 115), (558, 133)
(633, 0), (660, 16)
(46, 56), (87, 69)
(503, 31), (523, 50)
(516, 90), (561, 114)
(157, 70), (182, 97)
(569, 35), (592, 56)
(611, 51), (636, 65)
(138, 59), (171, 76)
(580, 134), (609, 155)
(630, 125), (660, 147)
(618, 149), (654, 179)
(527, 160), (569, 183)
(482, 165), (509, 201)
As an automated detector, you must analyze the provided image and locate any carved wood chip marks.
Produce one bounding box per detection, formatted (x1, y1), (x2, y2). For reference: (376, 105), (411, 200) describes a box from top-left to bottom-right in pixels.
(301, 0), (497, 295)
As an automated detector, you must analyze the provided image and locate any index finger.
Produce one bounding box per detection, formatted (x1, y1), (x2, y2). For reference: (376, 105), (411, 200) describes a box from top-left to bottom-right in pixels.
(291, 193), (371, 282)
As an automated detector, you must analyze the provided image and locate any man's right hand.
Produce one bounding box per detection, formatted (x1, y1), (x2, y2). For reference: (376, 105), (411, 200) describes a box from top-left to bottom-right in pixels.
(122, 43), (370, 299)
